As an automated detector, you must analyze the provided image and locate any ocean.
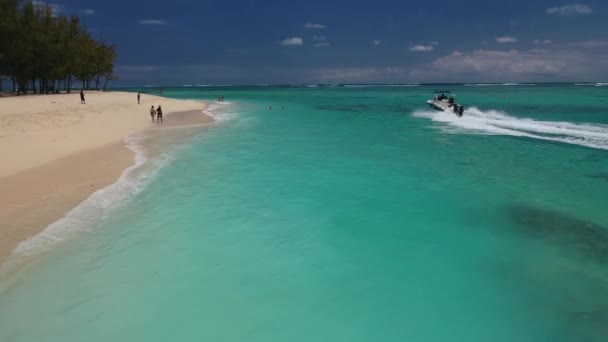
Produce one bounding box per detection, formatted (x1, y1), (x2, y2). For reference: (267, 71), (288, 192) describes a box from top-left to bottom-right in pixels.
(1, 84), (608, 341)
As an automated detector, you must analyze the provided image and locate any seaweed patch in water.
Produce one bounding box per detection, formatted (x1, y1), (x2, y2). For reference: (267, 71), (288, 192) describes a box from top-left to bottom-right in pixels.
(506, 204), (608, 263)
(588, 172), (608, 182)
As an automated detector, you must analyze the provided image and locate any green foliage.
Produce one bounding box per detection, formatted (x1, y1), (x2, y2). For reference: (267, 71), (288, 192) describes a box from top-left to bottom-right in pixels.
(0, 0), (118, 94)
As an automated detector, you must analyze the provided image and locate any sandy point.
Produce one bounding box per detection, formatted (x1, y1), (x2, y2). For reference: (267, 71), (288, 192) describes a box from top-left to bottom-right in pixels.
(0, 91), (214, 264)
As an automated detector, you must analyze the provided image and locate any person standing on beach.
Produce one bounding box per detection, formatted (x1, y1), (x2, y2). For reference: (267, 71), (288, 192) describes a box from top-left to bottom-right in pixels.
(137, 92), (141, 104)
(156, 106), (163, 123)
(150, 105), (156, 122)
(80, 90), (85, 104)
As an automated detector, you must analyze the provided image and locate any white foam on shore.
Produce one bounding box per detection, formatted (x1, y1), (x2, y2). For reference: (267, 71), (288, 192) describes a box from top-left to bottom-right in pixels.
(8, 102), (233, 260)
(10, 133), (156, 258)
(204, 101), (238, 122)
(413, 107), (608, 150)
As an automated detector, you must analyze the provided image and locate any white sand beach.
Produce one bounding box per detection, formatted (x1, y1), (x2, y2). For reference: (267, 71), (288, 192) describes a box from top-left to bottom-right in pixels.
(0, 91), (213, 261)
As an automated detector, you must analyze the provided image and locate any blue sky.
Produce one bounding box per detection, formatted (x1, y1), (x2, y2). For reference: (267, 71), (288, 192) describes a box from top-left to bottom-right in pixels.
(50, 0), (608, 85)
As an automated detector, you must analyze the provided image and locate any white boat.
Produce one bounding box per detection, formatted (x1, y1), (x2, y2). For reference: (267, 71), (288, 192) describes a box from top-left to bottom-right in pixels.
(426, 91), (464, 117)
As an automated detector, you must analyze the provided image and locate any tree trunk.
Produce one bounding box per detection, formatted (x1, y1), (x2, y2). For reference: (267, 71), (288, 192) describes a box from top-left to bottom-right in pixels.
(103, 76), (109, 91)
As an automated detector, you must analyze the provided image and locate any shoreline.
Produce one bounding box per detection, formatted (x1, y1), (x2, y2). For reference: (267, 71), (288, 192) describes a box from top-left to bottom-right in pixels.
(0, 92), (215, 265)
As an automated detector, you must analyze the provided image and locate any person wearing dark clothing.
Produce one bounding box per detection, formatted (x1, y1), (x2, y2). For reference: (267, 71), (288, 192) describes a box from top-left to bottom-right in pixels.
(150, 106), (156, 122)
(137, 92), (141, 104)
(156, 106), (163, 123)
(80, 90), (85, 104)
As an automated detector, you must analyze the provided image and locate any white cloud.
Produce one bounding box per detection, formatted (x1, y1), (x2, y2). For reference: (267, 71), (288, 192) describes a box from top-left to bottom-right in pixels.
(311, 67), (407, 82)
(547, 4), (592, 16)
(411, 49), (588, 81)
(496, 36), (518, 43)
(533, 39), (552, 45)
(410, 44), (434, 52)
(139, 20), (167, 25)
(570, 40), (608, 48)
(304, 22), (326, 29)
(371, 40), (382, 46)
(314, 42), (331, 48)
(313, 36), (326, 41)
(281, 37), (303, 46)
(80, 9), (95, 15)
(430, 41), (439, 46)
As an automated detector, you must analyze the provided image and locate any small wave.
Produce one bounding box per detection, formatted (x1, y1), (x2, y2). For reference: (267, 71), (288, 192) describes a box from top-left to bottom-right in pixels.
(596, 83), (608, 87)
(9, 102), (233, 259)
(344, 84), (419, 88)
(204, 101), (238, 122)
(413, 107), (608, 150)
(194, 85), (234, 87)
(11, 134), (161, 258)
(464, 83), (502, 87)
(574, 83), (595, 86)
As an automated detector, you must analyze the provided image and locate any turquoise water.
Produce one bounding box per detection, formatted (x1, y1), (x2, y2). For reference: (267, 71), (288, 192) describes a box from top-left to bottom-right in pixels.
(1, 84), (608, 341)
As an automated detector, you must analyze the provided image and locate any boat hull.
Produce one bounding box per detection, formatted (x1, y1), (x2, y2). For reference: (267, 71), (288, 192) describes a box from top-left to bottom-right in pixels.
(426, 99), (463, 117)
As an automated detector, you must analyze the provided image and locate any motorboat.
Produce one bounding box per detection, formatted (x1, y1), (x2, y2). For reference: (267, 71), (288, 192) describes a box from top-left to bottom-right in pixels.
(426, 91), (464, 117)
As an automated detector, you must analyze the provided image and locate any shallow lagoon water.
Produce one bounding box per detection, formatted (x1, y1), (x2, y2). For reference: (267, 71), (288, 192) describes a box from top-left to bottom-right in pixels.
(1, 85), (608, 341)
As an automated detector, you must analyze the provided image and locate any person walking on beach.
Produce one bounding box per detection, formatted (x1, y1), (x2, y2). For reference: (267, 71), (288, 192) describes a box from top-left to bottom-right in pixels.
(137, 92), (141, 104)
(156, 106), (163, 123)
(80, 90), (85, 104)
(150, 105), (156, 122)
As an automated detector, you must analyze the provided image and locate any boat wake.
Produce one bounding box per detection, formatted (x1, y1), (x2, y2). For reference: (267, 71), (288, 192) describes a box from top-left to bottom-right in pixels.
(413, 107), (608, 150)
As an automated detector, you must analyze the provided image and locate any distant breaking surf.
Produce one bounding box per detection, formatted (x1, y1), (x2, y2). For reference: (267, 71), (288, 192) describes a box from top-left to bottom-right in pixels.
(413, 107), (608, 151)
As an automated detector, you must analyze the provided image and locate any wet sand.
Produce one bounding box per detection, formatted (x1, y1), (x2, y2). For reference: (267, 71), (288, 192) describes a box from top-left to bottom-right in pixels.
(0, 92), (213, 263)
